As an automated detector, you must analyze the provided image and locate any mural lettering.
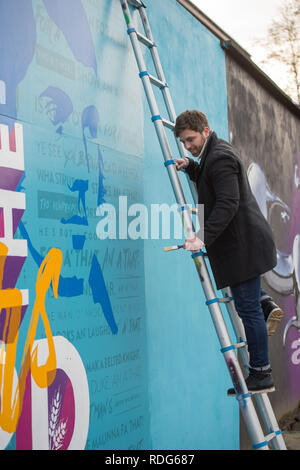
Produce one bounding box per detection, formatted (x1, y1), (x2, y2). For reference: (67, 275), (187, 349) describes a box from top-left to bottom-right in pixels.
(0, 122), (29, 436)
(0, 0), (148, 450)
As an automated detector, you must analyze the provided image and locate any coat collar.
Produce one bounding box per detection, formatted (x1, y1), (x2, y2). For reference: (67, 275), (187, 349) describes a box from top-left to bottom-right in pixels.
(197, 131), (217, 173)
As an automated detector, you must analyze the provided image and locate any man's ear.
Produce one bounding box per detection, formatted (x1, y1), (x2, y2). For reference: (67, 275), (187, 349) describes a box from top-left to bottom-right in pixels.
(203, 127), (210, 139)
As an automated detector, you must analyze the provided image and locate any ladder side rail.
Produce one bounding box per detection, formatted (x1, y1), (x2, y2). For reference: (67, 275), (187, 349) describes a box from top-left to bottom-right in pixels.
(175, 236), (269, 447)
(221, 287), (249, 367)
(174, 134), (200, 206)
(138, 6), (178, 124)
(120, 0), (270, 450)
(123, 3), (202, 244)
(138, 6), (197, 177)
(188, 177), (285, 449)
(254, 395), (286, 450)
(128, 0), (143, 7)
(222, 287), (286, 450)
(125, 0), (248, 359)
(138, 4), (199, 206)
(182, 250), (269, 449)
(121, 1), (193, 211)
(183, 121), (286, 451)
(183, 173), (200, 209)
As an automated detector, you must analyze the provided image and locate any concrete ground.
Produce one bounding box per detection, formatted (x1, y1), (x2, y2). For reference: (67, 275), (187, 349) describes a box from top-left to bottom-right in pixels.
(279, 405), (300, 450)
(282, 431), (300, 450)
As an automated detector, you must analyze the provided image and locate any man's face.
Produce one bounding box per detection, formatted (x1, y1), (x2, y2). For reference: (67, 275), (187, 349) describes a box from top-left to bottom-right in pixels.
(179, 127), (210, 157)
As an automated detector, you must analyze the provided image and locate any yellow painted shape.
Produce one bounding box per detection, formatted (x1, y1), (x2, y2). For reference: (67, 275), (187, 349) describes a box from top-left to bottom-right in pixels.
(0, 242), (63, 433)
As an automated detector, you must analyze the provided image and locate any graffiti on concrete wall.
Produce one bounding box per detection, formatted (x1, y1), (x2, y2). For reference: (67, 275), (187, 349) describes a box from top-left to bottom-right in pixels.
(248, 162), (300, 397)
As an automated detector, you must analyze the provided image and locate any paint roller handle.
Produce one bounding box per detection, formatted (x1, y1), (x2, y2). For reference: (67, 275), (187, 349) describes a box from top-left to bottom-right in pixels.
(163, 245), (184, 252)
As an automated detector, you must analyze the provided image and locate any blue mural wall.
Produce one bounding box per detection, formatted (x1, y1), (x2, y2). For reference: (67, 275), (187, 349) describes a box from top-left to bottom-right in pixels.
(0, 0), (238, 450)
(142, 0), (237, 450)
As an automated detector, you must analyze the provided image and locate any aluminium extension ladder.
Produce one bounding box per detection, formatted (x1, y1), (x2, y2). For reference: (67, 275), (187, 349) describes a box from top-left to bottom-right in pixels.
(119, 0), (286, 450)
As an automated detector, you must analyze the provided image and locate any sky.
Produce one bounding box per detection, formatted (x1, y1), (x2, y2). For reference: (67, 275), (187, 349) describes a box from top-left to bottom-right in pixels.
(190, 0), (287, 91)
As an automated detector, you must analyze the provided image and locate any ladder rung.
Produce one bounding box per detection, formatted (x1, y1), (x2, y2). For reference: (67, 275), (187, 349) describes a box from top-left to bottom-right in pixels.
(265, 432), (276, 442)
(149, 74), (166, 89)
(136, 31), (154, 48)
(218, 296), (233, 303)
(265, 430), (282, 442)
(234, 341), (247, 349)
(128, 0), (143, 7)
(161, 118), (175, 130)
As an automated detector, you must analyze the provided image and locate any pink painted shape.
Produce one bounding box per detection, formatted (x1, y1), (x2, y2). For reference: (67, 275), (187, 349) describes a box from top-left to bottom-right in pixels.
(9, 127), (16, 153)
(16, 372), (32, 450)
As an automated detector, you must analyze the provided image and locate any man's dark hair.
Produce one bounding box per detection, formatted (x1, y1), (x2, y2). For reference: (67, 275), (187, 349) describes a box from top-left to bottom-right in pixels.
(174, 110), (209, 137)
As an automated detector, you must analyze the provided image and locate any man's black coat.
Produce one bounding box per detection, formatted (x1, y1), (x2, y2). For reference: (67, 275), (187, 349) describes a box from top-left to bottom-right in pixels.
(185, 131), (277, 290)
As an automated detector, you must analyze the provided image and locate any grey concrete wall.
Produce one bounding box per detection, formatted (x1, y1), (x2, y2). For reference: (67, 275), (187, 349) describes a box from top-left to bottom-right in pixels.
(225, 53), (300, 449)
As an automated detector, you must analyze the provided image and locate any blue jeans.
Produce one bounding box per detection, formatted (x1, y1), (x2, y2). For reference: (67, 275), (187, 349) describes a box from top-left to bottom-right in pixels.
(230, 276), (269, 368)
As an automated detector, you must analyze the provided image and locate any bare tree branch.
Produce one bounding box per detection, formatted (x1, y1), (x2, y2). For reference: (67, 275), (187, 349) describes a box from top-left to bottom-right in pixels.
(254, 0), (300, 103)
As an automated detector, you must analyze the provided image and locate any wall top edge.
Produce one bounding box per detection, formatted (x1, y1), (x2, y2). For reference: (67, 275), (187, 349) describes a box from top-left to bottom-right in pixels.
(176, 0), (300, 118)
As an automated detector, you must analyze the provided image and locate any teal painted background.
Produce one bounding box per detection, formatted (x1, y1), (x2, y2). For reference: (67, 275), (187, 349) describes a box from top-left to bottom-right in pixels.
(142, 0), (238, 450)
(0, 0), (238, 449)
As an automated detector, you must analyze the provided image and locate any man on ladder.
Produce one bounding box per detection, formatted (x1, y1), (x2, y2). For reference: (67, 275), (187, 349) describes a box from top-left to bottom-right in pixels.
(119, 0), (286, 447)
(174, 110), (284, 395)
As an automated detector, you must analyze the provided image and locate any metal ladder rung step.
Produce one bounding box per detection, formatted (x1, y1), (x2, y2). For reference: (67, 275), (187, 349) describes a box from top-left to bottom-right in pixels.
(127, 0), (143, 7)
(149, 74), (166, 89)
(218, 296), (234, 303)
(234, 341), (247, 350)
(161, 118), (175, 130)
(136, 31), (154, 48)
(265, 431), (282, 442)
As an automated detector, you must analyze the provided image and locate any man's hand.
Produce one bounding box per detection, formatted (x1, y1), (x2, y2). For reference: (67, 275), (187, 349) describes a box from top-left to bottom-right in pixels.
(184, 236), (205, 253)
(174, 158), (189, 171)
